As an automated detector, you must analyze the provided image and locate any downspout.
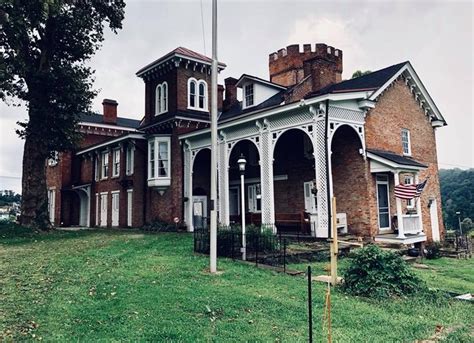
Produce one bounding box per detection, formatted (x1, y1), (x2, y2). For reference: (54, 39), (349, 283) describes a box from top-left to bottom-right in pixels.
(324, 99), (332, 239)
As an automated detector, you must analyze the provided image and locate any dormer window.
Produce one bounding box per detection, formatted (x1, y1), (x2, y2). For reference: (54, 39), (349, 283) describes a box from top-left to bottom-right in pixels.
(244, 83), (254, 107)
(188, 78), (208, 111)
(155, 82), (168, 115)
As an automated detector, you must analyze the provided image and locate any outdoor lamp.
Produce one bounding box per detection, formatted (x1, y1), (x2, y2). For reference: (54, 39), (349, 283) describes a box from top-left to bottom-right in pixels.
(238, 154), (247, 174)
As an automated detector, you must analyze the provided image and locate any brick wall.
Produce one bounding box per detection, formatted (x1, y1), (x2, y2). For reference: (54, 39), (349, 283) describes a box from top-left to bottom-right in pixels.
(364, 78), (445, 240)
(331, 125), (369, 236)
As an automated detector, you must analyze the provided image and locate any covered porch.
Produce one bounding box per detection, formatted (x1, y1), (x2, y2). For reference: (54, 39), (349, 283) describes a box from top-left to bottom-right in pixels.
(182, 103), (367, 237)
(367, 149), (428, 244)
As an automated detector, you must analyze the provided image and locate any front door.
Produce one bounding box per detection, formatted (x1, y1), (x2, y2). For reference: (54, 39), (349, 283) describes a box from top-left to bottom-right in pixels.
(376, 176), (391, 231)
(100, 193), (108, 227)
(430, 199), (440, 241)
(111, 192), (119, 227)
(193, 196), (207, 229)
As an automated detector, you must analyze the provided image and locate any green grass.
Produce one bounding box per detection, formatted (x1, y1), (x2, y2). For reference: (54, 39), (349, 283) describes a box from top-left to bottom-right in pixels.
(1, 224), (473, 341)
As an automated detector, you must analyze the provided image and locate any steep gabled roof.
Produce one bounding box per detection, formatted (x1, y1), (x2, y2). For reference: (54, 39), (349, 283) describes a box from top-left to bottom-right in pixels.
(235, 74), (287, 90)
(79, 113), (141, 129)
(136, 47), (226, 77)
(219, 91), (284, 122)
(307, 62), (407, 97)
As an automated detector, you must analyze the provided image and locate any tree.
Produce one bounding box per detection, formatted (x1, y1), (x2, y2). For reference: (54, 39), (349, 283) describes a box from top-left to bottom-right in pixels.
(0, 0), (125, 230)
(351, 70), (372, 78)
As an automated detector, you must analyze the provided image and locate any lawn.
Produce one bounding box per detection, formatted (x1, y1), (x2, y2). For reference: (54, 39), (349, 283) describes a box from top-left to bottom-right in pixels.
(1, 224), (473, 341)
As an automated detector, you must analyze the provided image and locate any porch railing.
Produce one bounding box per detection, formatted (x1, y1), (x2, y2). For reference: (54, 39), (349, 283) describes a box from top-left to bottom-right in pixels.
(402, 214), (421, 235)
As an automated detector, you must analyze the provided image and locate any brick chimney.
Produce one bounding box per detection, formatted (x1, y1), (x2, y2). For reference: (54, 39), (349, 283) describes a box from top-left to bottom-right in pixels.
(223, 77), (238, 111)
(102, 99), (118, 124)
(218, 84), (224, 111)
(269, 43), (343, 91)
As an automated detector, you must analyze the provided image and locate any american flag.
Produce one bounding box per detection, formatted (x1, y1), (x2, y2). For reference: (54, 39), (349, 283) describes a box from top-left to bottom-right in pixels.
(394, 179), (427, 200)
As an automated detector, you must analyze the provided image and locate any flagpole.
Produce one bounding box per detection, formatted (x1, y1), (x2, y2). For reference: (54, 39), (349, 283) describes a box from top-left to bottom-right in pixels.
(209, 0), (218, 274)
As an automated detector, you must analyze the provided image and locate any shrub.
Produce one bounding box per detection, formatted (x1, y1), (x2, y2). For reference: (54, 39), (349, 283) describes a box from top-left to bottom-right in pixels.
(341, 244), (425, 298)
(425, 242), (442, 259)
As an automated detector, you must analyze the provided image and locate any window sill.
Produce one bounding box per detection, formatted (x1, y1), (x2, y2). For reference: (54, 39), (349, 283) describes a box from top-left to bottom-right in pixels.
(111, 175), (120, 179)
(155, 111), (168, 116)
(148, 177), (171, 188)
(187, 106), (208, 112)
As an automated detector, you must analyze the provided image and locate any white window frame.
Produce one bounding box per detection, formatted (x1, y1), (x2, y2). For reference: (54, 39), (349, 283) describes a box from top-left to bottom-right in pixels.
(376, 174), (391, 231)
(101, 151), (109, 180)
(247, 184), (261, 213)
(126, 145), (134, 176)
(401, 128), (411, 156)
(303, 181), (317, 213)
(244, 83), (254, 108)
(112, 148), (120, 177)
(48, 188), (56, 224)
(188, 78), (208, 111)
(94, 156), (99, 181)
(155, 81), (168, 115)
(404, 175), (415, 208)
(148, 136), (171, 187)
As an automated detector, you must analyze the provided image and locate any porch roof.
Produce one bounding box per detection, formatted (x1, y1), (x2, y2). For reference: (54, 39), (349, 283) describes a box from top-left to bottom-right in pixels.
(367, 149), (427, 172)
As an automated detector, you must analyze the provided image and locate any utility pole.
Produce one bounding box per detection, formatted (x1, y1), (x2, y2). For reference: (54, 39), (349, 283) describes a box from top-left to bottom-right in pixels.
(209, 0), (218, 273)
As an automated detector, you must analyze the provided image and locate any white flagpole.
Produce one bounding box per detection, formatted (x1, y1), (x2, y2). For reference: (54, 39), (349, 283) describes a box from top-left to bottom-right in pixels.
(209, 0), (218, 273)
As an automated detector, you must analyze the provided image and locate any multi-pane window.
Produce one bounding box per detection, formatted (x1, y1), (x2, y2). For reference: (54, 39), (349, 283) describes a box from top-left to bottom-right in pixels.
(101, 151), (109, 179)
(148, 137), (171, 186)
(401, 129), (411, 156)
(126, 146), (134, 176)
(112, 148), (120, 177)
(188, 78), (207, 111)
(155, 82), (168, 115)
(244, 83), (254, 107)
(149, 141), (155, 179)
(404, 175), (414, 208)
(158, 141), (169, 177)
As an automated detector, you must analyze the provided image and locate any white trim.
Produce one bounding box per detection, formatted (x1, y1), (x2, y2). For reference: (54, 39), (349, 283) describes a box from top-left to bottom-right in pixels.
(111, 190), (120, 227)
(376, 176), (391, 231)
(401, 128), (411, 156)
(127, 189), (133, 227)
(187, 78), (208, 112)
(155, 81), (168, 115)
(236, 75), (287, 90)
(78, 122), (139, 132)
(77, 134), (145, 155)
(368, 62), (445, 124)
(125, 145), (134, 176)
(148, 136), (171, 188)
(112, 148), (120, 177)
(179, 92), (371, 140)
(367, 152), (426, 172)
(101, 150), (109, 180)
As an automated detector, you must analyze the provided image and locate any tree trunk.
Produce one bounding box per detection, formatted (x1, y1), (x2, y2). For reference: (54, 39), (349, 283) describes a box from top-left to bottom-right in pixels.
(20, 131), (52, 230)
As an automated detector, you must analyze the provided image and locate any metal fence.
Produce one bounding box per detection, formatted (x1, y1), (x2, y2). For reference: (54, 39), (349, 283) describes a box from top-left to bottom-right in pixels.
(194, 227), (290, 270)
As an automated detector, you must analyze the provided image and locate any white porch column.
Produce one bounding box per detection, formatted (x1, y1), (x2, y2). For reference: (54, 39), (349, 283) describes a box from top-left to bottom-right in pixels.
(218, 137), (230, 226)
(414, 173), (424, 235)
(393, 171), (405, 238)
(259, 127), (276, 232)
(314, 117), (329, 238)
(183, 145), (194, 232)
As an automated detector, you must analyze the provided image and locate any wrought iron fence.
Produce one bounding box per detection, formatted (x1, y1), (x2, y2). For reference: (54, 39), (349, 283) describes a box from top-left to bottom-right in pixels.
(193, 226), (290, 270)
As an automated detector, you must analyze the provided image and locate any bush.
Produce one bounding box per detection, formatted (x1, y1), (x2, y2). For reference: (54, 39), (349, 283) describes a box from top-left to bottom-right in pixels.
(341, 244), (425, 298)
(425, 242), (442, 259)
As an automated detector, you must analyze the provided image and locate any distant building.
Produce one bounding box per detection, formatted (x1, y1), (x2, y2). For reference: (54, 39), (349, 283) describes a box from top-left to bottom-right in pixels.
(46, 44), (446, 244)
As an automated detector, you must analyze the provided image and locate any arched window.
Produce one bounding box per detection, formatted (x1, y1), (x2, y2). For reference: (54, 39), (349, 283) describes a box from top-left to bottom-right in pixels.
(188, 78), (207, 111)
(188, 78), (197, 109)
(162, 82), (168, 113)
(155, 82), (168, 115)
(198, 82), (206, 109)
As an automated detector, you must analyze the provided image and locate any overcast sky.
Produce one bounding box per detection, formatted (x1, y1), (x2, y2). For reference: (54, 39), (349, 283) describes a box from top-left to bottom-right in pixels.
(0, 0), (473, 193)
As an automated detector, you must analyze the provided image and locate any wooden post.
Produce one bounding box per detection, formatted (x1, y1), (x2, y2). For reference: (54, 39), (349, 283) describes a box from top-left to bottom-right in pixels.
(330, 197), (338, 286)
